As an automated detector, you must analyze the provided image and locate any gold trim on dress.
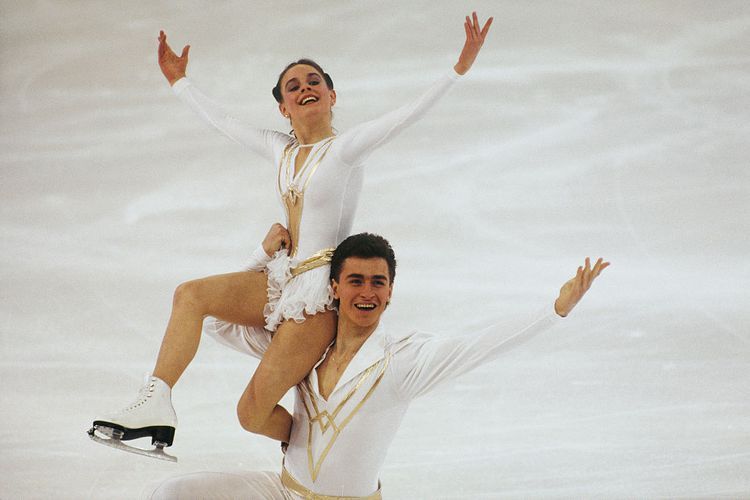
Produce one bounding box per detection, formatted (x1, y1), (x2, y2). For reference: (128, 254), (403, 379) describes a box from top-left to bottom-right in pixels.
(299, 355), (390, 482)
(281, 466), (382, 500)
(290, 248), (335, 277)
(278, 137), (336, 257)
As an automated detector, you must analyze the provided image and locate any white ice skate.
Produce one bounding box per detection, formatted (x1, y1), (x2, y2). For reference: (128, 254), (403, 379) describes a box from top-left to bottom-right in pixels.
(88, 375), (178, 462)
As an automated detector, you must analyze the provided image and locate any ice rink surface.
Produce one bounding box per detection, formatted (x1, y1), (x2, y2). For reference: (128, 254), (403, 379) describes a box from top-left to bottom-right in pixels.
(1, 1), (749, 498)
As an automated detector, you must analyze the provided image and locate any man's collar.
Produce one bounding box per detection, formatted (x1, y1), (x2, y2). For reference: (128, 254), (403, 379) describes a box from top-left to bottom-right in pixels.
(314, 322), (414, 397)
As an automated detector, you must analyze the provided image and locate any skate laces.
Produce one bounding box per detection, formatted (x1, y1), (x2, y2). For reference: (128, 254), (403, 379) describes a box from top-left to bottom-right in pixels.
(124, 376), (157, 412)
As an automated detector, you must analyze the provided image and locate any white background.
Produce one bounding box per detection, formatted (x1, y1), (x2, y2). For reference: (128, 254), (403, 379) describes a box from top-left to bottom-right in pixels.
(1, 1), (748, 498)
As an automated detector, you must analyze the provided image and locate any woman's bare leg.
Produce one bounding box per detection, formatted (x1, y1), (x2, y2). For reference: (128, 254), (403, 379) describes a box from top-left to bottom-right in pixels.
(153, 271), (269, 387)
(237, 310), (337, 442)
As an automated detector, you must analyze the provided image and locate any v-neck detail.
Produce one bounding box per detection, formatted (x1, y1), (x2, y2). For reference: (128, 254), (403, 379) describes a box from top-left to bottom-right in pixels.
(277, 136), (336, 257)
(281, 136), (336, 187)
(308, 323), (412, 401)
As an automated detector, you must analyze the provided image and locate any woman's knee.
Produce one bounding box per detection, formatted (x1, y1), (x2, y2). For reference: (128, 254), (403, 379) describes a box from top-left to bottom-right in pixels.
(172, 279), (206, 310)
(236, 391), (264, 433)
(236, 369), (285, 434)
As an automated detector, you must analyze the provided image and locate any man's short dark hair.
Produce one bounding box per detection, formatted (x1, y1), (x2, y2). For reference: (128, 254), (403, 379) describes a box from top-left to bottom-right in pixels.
(330, 233), (397, 283)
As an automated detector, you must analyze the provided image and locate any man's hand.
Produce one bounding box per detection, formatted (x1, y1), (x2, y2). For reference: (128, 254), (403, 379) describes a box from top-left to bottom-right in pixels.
(262, 223), (292, 257)
(554, 257), (609, 317)
(158, 30), (190, 86)
(454, 12), (493, 75)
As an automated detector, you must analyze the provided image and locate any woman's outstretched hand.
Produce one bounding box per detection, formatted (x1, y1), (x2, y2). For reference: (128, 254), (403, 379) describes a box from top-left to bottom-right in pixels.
(158, 30), (190, 86)
(454, 12), (493, 75)
(554, 257), (610, 317)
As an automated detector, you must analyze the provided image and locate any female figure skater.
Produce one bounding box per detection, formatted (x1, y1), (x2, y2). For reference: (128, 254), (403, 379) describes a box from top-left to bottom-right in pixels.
(89, 13), (493, 455)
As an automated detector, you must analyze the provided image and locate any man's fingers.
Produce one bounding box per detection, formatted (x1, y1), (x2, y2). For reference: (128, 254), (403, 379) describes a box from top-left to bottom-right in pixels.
(594, 261), (610, 280)
(591, 257), (604, 278)
(180, 45), (190, 59)
(585, 257), (595, 288)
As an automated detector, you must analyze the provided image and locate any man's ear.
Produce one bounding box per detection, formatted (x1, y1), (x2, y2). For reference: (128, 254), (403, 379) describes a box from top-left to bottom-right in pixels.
(331, 279), (340, 300)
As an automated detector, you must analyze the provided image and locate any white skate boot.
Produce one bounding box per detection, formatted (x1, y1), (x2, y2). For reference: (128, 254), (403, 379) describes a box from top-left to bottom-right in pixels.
(88, 375), (178, 462)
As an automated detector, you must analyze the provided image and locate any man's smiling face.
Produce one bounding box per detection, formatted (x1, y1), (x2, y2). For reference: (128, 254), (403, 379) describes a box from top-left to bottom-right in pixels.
(332, 257), (393, 331)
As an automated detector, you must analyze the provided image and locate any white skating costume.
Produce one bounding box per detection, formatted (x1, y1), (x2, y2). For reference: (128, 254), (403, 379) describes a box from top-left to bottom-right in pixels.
(151, 307), (561, 499)
(88, 70), (462, 459)
(171, 70), (461, 332)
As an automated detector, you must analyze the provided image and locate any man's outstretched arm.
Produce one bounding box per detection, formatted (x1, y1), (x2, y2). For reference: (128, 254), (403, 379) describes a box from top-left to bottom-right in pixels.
(394, 257), (610, 400)
(554, 257), (609, 317)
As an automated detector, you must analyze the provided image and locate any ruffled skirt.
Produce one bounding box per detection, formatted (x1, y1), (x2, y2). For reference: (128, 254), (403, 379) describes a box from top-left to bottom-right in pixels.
(262, 249), (334, 331)
(204, 250), (334, 355)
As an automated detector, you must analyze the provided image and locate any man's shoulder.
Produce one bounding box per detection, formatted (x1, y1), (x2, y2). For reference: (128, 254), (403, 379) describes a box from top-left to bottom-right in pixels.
(380, 324), (435, 357)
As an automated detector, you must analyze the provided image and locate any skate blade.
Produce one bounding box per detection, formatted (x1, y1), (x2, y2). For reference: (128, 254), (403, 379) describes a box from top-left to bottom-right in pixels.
(87, 427), (178, 463)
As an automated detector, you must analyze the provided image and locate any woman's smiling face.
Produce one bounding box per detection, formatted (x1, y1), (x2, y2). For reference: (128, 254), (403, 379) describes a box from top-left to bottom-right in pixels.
(278, 64), (336, 123)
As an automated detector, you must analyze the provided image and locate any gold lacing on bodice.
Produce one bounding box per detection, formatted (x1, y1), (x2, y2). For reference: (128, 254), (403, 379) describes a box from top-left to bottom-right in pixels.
(278, 137), (336, 258)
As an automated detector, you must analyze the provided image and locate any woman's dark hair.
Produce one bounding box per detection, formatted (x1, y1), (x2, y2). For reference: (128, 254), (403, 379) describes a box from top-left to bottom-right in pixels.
(330, 233), (397, 284)
(272, 59), (334, 103)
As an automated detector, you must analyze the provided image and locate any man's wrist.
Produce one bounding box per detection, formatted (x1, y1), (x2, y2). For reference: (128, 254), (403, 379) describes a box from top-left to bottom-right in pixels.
(554, 299), (567, 317)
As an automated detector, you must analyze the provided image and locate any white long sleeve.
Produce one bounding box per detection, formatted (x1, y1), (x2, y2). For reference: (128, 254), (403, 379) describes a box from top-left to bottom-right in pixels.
(171, 78), (289, 164)
(173, 71), (461, 260)
(282, 305), (562, 495)
(243, 244), (273, 271)
(392, 307), (562, 400)
(337, 70), (461, 165)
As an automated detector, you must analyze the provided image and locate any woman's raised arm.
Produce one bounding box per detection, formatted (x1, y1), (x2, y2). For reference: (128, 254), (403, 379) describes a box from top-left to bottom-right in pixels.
(338, 13), (493, 164)
(158, 30), (288, 161)
(454, 12), (493, 75)
(158, 31), (190, 86)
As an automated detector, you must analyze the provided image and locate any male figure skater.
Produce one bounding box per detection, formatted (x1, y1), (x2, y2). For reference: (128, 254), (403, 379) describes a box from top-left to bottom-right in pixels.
(150, 228), (608, 499)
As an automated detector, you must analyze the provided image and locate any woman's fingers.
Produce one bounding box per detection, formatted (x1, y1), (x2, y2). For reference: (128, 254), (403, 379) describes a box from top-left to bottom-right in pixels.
(466, 12), (493, 42)
(271, 223), (292, 254)
(480, 16), (494, 38)
(157, 30), (188, 64)
(472, 12), (481, 38)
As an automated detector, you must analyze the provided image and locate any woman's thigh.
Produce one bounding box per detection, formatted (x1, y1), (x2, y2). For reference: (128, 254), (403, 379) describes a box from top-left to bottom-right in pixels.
(247, 310), (337, 404)
(184, 271), (269, 327)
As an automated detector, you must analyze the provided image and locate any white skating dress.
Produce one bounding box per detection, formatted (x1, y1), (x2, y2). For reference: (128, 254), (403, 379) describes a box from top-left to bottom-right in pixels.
(172, 70), (460, 332)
